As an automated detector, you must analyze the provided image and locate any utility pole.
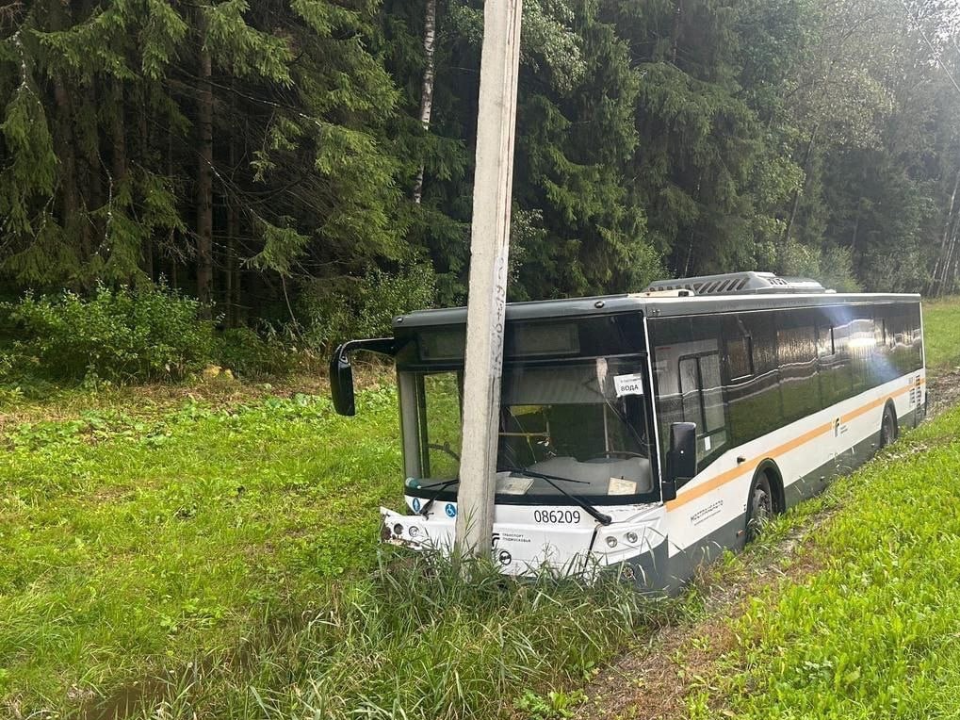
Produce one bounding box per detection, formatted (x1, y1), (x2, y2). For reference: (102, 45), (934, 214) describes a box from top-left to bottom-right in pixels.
(455, 0), (523, 556)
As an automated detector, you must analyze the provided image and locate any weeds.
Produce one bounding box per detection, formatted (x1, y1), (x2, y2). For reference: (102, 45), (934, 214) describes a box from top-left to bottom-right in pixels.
(0, 386), (403, 714)
(922, 295), (960, 371)
(515, 688), (588, 719)
(2, 284), (216, 384)
(109, 552), (659, 720)
(699, 404), (960, 718)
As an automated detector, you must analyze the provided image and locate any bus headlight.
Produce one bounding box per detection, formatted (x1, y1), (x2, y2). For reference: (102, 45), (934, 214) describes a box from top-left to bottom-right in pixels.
(605, 536), (618, 548)
(393, 523), (404, 536)
(408, 526), (420, 538)
(625, 531), (638, 544)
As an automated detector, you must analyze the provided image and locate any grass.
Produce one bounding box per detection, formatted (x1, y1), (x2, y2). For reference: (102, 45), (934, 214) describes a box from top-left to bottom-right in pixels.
(0, 383), (404, 714)
(123, 555), (658, 720)
(685, 403), (960, 719)
(923, 295), (960, 371)
(0, 299), (957, 718)
(0, 378), (673, 719)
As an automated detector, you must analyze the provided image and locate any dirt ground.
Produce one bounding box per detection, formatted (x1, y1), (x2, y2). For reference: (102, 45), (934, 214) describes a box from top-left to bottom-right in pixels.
(576, 370), (960, 720)
(575, 520), (825, 720)
(929, 369), (960, 417)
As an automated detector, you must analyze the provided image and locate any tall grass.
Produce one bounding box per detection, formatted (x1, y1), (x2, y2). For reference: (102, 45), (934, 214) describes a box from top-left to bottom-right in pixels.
(690, 404), (960, 718)
(923, 296), (960, 371)
(0, 389), (405, 714)
(123, 553), (666, 720)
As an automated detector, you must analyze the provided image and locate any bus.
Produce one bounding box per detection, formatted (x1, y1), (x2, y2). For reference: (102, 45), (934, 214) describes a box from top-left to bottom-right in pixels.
(329, 271), (926, 590)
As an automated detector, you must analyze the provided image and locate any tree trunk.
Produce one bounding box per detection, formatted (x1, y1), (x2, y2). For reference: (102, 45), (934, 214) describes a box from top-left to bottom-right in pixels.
(139, 96), (154, 280)
(928, 163), (960, 295)
(412, 0), (438, 204)
(80, 82), (103, 258)
(942, 222), (960, 296)
(47, 4), (81, 253)
(223, 82), (240, 326)
(52, 77), (79, 228)
(111, 85), (126, 185)
(670, 0), (683, 65)
(849, 208), (860, 252)
(780, 122), (820, 268)
(196, 13), (214, 317)
(105, 81), (133, 282)
(166, 124), (177, 285)
(225, 207), (239, 326)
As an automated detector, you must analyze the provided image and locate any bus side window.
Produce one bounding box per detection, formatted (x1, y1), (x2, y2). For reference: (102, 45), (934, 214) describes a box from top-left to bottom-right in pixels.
(724, 312), (780, 448)
(777, 321), (819, 422)
(817, 325), (835, 357)
(726, 335), (754, 380)
(679, 357), (705, 430)
(700, 354), (725, 436)
(679, 353), (726, 471)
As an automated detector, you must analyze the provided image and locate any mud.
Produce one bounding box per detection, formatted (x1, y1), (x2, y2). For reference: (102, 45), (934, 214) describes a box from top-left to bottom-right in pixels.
(928, 369), (960, 418)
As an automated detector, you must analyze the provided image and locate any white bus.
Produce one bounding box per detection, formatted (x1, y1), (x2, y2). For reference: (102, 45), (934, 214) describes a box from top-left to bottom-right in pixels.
(330, 272), (926, 590)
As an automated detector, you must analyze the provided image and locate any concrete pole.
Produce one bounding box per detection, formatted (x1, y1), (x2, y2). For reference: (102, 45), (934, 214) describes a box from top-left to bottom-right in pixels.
(455, 0), (523, 556)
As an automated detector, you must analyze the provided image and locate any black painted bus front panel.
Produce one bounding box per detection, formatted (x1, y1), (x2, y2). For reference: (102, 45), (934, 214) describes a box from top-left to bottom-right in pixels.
(393, 312), (648, 371)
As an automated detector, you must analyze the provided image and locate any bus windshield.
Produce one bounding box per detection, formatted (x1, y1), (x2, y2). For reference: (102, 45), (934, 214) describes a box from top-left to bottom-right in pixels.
(403, 358), (655, 498)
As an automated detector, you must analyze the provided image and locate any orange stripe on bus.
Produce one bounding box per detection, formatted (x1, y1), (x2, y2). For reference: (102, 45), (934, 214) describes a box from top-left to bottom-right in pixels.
(665, 378), (923, 511)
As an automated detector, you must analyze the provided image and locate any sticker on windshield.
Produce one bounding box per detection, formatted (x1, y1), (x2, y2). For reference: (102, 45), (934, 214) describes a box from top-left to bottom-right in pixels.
(613, 373), (644, 397)
(496, 472), (535, 495)
(608, 477), (637, 495)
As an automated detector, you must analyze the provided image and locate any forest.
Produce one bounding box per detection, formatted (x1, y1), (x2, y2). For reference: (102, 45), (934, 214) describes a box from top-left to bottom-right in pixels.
(2, 0), (960, 358)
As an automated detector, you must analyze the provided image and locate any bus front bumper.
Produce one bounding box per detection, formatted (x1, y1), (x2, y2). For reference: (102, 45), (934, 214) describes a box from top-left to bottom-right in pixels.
(380, 499), (667, 582)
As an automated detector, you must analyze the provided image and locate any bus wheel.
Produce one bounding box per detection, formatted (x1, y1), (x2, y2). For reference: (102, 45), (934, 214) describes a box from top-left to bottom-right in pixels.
(746, 472), (774, 542)
(880, 406), (897, 448)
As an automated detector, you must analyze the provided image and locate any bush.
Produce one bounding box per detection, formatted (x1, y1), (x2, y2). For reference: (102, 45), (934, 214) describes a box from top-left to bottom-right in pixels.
(781, 241), (861, 292)
(2, 284), (217, 383)
(299, 264), (436, 350)
(216, 326), (301, 378)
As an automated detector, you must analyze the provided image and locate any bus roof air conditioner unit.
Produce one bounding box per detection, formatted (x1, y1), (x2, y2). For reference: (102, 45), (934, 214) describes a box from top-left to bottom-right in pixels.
(644, 271), (827, 296)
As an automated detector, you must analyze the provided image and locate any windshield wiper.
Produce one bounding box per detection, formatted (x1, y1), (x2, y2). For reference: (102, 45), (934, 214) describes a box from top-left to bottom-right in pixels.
(500, 467), (612, 526)
(416, 477), (460, 518)
(415, 471), (613, 527)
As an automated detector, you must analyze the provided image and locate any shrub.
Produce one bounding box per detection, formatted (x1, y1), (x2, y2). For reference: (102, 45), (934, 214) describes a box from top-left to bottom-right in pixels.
(3, 284), (216, 383)
(216, 326), (302, 378)
(781, 242), (861, 292)
(299, 264), (436, 351)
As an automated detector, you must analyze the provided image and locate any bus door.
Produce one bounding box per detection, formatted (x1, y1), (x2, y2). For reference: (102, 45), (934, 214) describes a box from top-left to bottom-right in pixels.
(653, 335), (731, 559)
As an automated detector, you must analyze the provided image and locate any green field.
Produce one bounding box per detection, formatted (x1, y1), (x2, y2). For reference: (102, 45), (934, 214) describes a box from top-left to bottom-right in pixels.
(923, 295), (960, 371)
(687, 402), (960, 719)
(0, 299), (958, 718)
(0, 387), (404, 711)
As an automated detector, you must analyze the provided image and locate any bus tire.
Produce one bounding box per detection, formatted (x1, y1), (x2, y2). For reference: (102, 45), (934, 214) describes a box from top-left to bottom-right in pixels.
(745, 469), (777, 542)
(879, 404), (898, 448)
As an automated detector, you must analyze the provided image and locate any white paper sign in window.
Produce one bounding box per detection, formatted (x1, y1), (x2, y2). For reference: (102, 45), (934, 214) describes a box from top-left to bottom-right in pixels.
(613, 373), (644, 397)
(608, 477), (637, 495)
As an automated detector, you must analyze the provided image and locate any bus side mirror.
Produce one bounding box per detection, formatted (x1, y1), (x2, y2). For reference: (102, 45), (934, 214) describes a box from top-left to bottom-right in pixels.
(330, 345), (356, 416)
(329, 337), (397, 416)
(663, 422), (697, 502)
